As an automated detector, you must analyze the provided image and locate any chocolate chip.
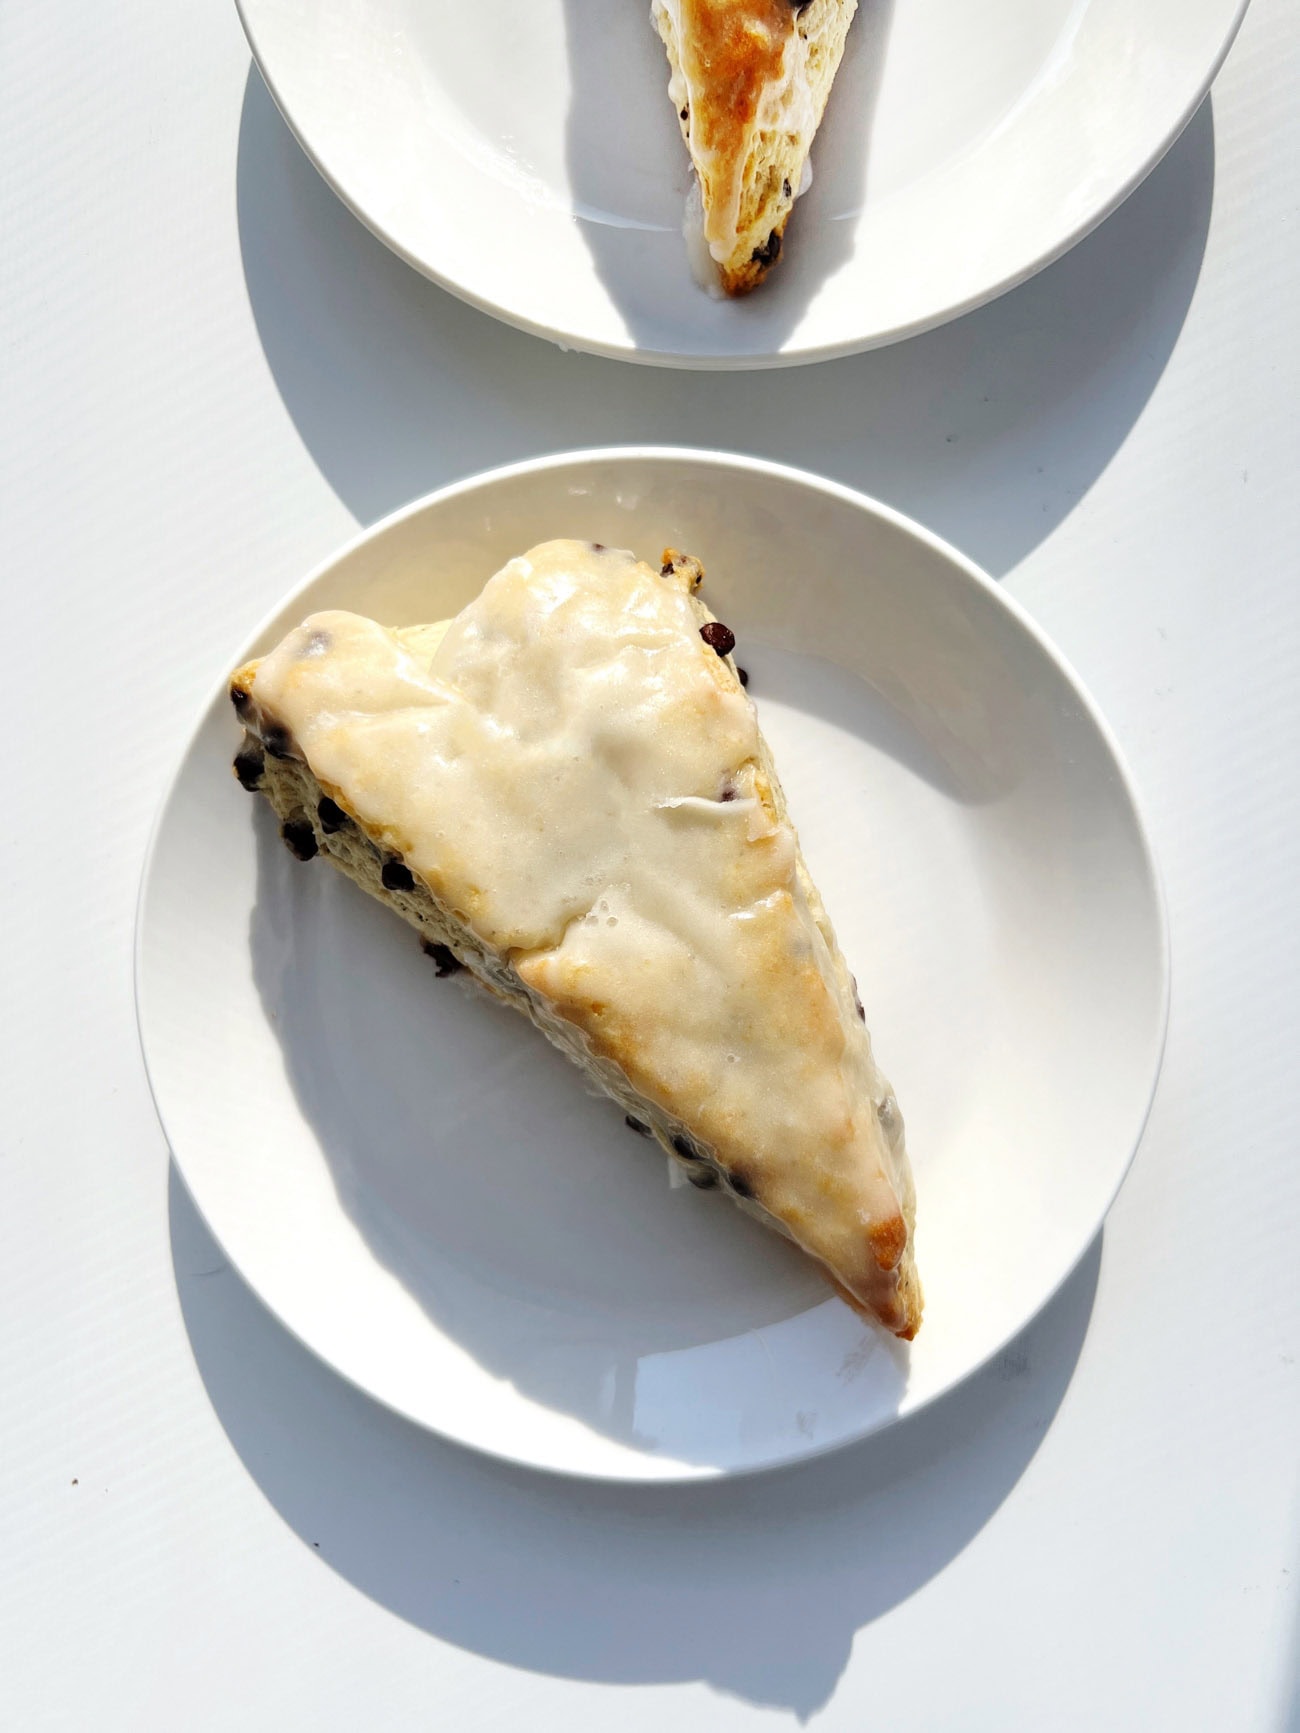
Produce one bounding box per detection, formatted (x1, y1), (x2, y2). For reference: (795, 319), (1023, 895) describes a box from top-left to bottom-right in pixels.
(737, 666), (749, 687)
(727, 1170), (756, 1200)
(263, 723), (294, 760)
(316, 797), (348, 833)
(591, 541), (605, 551)
(420, 938), (463, 976)
(688, 1170), (718, 1190)
(381, 858), (415, 893)
(281, 819), (317, 861)
(857, 1000), (866, 1023)
(700, 621), (736, 658)
(233, 743), (264, 790)
(783, 178), (792, 199)
(625, 1116), (651, 1136)
(720, 785), (736, 803)
(230, 685), (253, 717)
(750, 230), (782, 268)
(679, 106), (688, 122)
(671, 1134), (702, 1163)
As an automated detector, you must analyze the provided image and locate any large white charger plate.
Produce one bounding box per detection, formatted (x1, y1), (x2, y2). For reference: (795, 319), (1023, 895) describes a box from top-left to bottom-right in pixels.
(235, 0), (1248, 367)
(138, 449), (1168, 1480)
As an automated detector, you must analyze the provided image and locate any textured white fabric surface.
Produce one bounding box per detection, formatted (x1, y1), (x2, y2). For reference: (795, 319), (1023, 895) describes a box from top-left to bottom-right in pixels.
(2, 1), (1297, 1726)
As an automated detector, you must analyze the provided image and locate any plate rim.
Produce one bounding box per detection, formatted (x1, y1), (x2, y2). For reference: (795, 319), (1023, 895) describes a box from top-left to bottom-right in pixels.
(136, 445), (1171, 1480)
(234, 0), (1251, 370)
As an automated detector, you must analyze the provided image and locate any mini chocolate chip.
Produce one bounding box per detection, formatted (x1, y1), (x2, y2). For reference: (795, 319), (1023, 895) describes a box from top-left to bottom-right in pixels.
(381, 858), (415, 893)
(420, 938), (463, 976)
(751, 229), (782, 268)
(727, 1170), (756, 1200)
(233, 743), (264, 791)
(625, 1116), (651, 1136)
(671, 1134), (702, 1163)
(281, 818), (317, 861)
(317, 797), (348, 833)
(720, 785), (736, 803)
(263, 722), (294, 760)
(591, 541), (605, 551)
(680, 106), (689, 122)
(689, 1169), (718, 1190)
(857, 1000), (866, 1022)
(700, 621), (736, 658)
(737, 666), (749, 687)
(783, 178), (792, 199)
(661, 559), (675, 577)
(230, 685), (253, 717)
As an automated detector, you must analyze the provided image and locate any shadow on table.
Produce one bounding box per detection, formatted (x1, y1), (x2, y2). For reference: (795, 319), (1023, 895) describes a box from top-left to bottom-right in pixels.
(236, 69), (1216, 578)
(172, 1162), (1101, 1720)
(1278, 1569), (1300, 1732)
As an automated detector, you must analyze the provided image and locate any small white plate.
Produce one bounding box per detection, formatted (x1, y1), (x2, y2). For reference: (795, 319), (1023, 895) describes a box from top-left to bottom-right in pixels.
(235, 0), (1247, 368)
(138, 450), (1167, 1480)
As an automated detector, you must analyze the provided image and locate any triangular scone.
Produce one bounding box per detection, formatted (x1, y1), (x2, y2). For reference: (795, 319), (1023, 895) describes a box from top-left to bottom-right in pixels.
(652, 0), (858, 295)
(230, 540), (921, 1338)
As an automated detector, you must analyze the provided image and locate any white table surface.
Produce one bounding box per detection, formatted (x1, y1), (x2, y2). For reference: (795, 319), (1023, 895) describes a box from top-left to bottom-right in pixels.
(4, 2), (1298, 1727)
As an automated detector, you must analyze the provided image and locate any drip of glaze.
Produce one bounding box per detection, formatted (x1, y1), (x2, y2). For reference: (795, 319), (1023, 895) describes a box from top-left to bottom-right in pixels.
(682, 181), (725, 298)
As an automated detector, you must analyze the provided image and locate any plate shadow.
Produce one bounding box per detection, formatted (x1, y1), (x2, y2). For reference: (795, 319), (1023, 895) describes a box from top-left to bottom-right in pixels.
(237, 69), (1215, 577)
(172, 1161), (1101, 1719)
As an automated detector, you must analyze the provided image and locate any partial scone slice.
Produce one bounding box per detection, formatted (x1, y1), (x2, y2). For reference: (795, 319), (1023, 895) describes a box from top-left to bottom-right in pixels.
(229, 539), (921, 1338)
(652, 0), (858, 295)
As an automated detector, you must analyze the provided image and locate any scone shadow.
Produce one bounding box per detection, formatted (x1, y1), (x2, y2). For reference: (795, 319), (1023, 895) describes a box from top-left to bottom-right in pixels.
(171, 1159), (1100, 1718)
(241, 797), (912, 1470)
(560, 0), (893, 353)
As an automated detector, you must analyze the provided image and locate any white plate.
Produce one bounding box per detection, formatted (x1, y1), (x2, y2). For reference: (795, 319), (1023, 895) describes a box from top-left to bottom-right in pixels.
(235, 0), (1247, 368)
(138, 449), (1168, 1480)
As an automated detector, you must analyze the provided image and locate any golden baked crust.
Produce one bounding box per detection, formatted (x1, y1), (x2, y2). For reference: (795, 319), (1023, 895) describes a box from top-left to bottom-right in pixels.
(653, 0), (857, 295)
(230, 540), (921, 1338)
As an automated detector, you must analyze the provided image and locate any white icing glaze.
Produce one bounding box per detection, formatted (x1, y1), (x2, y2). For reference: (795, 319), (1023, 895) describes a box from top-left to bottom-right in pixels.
(257, 541), (777, 953)
(251, 540), (914, 1319)
(682, 179), (726, 298)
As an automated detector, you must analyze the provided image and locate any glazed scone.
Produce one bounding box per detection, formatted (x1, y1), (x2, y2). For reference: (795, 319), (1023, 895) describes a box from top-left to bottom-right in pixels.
(229, 540), (921, 1338)
(652, 0), (857, 295)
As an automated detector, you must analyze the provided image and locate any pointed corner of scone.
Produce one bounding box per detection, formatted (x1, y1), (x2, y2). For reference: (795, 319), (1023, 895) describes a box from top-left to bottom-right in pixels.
(653, 0), (858, 296)
(718, 217), (792, 299)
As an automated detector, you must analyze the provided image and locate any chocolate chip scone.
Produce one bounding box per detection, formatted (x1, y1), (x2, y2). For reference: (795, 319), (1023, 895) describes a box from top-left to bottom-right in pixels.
(230, 538), (921, 1338)
(652, 0), (858, 295)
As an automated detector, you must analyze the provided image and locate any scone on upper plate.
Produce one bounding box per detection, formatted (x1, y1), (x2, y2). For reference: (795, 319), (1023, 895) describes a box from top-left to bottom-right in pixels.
(652, 0), (858, 295)
(229, 538), (921, 1339)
